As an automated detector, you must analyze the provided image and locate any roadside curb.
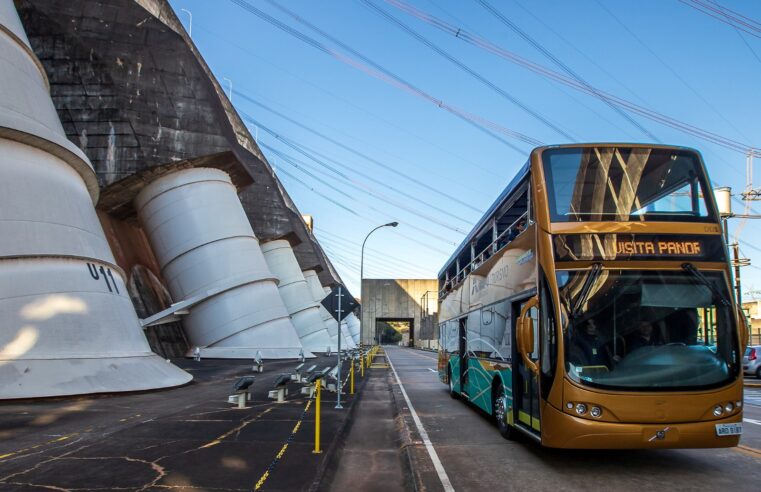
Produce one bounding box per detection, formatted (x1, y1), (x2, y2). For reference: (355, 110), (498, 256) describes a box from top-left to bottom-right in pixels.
(387, 356), (444, 492)
(309, 366), (370, 492)
(745, 382), (761, 388)
(388, 369), (424, 492)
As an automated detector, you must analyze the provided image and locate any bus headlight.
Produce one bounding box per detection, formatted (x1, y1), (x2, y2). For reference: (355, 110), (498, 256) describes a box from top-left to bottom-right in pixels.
(724, 402), (734, 413)
(575, 403), (587, 415)
(590, 406), (602, 418)
(736, 401), (742, 409)
(713, 405), (723, 417)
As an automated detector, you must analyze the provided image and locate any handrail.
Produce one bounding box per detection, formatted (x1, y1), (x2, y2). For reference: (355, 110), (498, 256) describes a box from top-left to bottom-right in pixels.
(439, 211), (530, 299)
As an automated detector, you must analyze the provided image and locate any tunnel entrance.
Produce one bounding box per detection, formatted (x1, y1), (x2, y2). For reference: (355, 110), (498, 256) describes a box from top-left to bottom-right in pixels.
(376, 317), (414, 347)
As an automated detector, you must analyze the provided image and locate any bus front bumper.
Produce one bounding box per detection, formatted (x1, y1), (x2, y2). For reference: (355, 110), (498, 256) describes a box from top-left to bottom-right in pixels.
(540, 403), (742, 449)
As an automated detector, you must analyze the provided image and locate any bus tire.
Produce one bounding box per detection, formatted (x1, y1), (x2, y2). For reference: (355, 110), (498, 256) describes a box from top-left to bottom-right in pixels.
(493, 381), (517, 440)
(448, 366), (458, 399)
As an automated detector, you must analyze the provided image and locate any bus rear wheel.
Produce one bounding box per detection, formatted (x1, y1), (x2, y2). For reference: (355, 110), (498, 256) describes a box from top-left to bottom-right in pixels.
(493, 383), (516, 440)
(448, 367), (458, 399)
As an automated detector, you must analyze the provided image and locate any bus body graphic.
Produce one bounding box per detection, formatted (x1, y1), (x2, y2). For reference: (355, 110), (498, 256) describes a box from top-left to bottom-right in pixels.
(437, 144), (745, 449)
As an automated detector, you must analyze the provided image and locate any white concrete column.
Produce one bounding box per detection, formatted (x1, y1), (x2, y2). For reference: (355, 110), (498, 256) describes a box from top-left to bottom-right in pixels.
(260, 240), (334, 353)
(303, 269), (339, 351)
(0, 1), (191, 398)
(135, 168), (308, 359)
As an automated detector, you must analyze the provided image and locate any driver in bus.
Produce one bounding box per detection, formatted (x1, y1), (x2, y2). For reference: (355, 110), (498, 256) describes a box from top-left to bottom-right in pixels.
(569, 318), (615, 368)
(628, 319), (659, 352)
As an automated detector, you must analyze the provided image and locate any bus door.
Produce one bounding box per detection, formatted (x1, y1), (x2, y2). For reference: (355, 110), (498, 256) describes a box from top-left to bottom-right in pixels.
(458, 316), (468, 395)
(514, 296), (540, 436)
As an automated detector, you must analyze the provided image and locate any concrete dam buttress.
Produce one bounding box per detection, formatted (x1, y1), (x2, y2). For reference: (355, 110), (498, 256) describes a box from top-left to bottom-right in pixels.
(0, 0), (191, 398)
(135, 168), (308, 359)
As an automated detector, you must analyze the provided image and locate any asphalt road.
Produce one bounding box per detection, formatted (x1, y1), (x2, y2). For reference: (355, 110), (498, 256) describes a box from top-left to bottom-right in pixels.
(0, 357), (354, 491)
(386, 346), (761, 492)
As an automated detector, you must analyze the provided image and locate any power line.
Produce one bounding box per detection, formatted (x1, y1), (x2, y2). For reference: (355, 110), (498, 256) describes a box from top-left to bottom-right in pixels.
(195, 23), (513, 181)
(273, 161), (453, 257)
(472, 0), (660, 142)
(316, 230), (434, 276)
(265, 143), (464, 244)
(706, 0), (761, 66)
(265, 144), (461, 251)
(249, 121), (469, 235)
(595, 0), (753, 143)
(359, 0), (577, 141)
(384, 0), (760, 157)
(226, 0), (543, 151)
(234, 89), (484, 214)
(679, 0), (761, 38)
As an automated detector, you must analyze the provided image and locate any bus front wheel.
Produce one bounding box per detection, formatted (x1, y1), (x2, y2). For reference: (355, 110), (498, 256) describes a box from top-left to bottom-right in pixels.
(493, 382), (517, 440)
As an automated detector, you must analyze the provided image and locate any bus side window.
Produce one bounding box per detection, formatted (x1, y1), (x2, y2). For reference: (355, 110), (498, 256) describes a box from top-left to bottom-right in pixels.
(446, 320), (458, 353)
(494, 300), (511, 360)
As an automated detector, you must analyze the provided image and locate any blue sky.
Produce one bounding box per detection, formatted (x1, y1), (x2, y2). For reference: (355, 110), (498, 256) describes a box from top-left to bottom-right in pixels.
(169, 0), (761, 298)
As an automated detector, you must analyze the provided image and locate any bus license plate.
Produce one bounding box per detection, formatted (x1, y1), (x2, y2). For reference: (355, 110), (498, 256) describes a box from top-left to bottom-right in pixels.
(715, 423), (742, 436)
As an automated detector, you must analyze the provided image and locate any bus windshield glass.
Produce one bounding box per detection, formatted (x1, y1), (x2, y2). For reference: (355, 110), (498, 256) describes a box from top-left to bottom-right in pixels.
(558, 269), (738, 390)
(542, 147), (714, 222)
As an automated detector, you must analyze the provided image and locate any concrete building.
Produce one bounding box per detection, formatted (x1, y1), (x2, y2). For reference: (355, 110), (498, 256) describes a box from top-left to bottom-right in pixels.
(361, 279), (438, 348)
(742, 300), (761, 346)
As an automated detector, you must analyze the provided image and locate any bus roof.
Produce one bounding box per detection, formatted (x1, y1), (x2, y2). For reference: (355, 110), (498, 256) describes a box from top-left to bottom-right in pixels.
(438, 160), (529, 278)
(436, 143), (705, 279)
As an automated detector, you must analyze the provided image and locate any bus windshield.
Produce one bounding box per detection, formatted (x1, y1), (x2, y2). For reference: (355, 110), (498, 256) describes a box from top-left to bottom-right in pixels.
(542, 147), (714, 222)
(557, 269), (738, 390)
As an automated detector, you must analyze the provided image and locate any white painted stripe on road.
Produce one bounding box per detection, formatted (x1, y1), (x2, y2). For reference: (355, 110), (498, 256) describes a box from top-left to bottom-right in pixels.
(387, 350), (455, 492)
(744, 418), (761, 426)
(427, 368), (437, 373)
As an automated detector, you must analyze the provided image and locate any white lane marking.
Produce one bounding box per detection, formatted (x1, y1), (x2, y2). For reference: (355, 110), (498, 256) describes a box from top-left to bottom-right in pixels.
(427, 368), (437, 373)
(388, 349), (455, 492)
(744, 418), (761, 426)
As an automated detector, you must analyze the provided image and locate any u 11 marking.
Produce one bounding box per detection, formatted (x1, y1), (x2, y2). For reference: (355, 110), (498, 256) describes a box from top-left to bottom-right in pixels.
(87, 263), (120, 294)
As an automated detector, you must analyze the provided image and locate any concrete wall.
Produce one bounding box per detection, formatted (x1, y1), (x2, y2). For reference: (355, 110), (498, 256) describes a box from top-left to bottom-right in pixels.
(361, 279), (438, 347)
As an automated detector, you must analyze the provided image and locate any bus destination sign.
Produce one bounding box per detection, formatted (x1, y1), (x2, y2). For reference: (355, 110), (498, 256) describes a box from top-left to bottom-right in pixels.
(554, 234), (723, 262)
(615, 239), (702, 257)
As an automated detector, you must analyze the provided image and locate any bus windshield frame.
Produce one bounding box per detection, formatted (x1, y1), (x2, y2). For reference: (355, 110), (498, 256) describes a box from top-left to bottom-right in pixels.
(541, 146), (717, 223)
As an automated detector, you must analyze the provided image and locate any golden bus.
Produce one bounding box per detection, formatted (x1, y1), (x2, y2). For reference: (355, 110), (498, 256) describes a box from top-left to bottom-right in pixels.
(437, 144), (748, 448)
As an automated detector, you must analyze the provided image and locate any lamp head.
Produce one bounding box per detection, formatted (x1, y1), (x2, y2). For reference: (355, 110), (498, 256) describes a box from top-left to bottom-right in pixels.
(387, 221), (399, 227)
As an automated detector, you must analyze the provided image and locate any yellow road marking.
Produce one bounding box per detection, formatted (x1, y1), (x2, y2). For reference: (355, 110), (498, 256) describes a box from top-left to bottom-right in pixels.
(254, 399), (313, 491)
(0, 434), (75, 461)
(736, 444), (761, 460)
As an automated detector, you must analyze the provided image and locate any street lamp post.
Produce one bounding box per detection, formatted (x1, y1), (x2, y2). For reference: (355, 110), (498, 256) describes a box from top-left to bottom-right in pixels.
(360, 222), (398, 345)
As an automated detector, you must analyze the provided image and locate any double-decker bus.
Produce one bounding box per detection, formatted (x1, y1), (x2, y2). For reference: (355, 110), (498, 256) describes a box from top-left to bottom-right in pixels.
(437, 144), (748, 448)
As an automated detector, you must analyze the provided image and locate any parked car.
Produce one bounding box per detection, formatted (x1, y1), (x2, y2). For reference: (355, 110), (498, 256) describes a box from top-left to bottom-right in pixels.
(744, 345), (761, 378)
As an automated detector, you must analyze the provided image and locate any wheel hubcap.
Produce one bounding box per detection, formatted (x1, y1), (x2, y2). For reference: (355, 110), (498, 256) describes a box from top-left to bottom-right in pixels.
(495, 391), (506, 425)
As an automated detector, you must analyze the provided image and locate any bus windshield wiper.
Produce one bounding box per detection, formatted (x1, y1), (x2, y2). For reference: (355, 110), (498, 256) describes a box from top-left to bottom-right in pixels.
(681, 263), (730, 306)
(572, 263), (602, 317)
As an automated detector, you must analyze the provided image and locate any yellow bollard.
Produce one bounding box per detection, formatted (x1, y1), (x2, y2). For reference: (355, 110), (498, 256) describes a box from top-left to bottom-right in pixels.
(350, 361), (355, 395)
(313, 379), (321, 454)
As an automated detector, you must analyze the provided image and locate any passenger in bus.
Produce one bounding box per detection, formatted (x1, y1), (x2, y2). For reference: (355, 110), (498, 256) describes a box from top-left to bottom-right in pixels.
(508, 219), (526, 242)
(569, 318), (614, 368)
(627, 320), (659, 352)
